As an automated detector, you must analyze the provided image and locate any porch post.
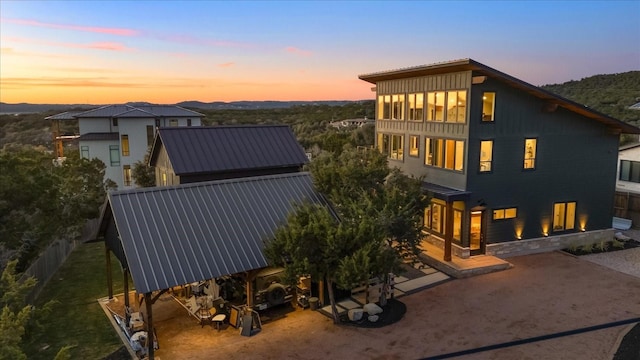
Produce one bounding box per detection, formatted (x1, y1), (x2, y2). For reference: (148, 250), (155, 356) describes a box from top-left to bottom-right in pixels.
(145, 292), (154, 360)
(123, 268), (130, 323)
(444, 201), (454, 261)
(106, 245), (113, 299)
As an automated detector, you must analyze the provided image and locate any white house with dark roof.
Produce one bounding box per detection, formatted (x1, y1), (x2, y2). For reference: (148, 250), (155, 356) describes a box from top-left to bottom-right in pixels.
(47, 104), (204, 189)
(617, 142), (640, 193)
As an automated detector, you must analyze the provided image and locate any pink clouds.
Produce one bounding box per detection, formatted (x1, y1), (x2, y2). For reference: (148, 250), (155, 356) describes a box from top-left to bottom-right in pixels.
(285, 46), (312, 57)
(217, 62), (235, 68)
(2, 17), (139, 36)
(3, 36), (130, 51)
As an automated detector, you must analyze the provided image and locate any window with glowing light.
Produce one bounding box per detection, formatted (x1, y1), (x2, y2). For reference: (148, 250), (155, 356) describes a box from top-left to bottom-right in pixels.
(482, 92), (495, 121)
(524, 138), (537, 169)
(493, 207), (517, 220)
(409, 135), (419, 157)
(392, 94), (405, 120)
(425, 137), (464, 171)
(553, 202), (576, 231)
(427, 92), (445, 121)
(423, 200), (463, 240)
(123, 165), (132, 186)
(479, 140), (493, 172)
(378, 133), (404, 160)
(408, 93), (424, 121)
(377, 95), (391, 119)
(446, 90), (467, 123)
(121, 135), (130, 156)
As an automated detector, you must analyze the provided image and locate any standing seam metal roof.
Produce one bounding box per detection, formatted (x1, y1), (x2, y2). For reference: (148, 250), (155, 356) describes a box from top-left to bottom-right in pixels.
(153, 125), (309, 175)
(105, 172), (327, 294)
(62, 104), (205, 118)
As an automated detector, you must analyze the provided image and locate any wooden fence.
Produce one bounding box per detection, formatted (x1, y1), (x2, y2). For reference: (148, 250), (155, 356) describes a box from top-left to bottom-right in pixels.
(614, 191), (640, 229)
(20, 239), (77, 304)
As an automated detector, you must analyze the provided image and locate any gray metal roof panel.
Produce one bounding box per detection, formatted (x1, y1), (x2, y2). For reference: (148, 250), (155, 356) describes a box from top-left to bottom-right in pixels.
(78, 132), (119, 141)
(136, 105), (204, 117)
(44, 111), (85, 120)
(157, 125), (309, 175)
(107, 172), (326, 293)
(73, 104), (204, 118)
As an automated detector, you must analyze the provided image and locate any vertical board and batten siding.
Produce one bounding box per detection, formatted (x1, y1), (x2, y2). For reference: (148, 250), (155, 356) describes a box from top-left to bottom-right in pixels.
(467, 77), (619, 243)
(105, 172), (328, 294)
(376, 71), (471, 190)
(154, 145), (179, 186)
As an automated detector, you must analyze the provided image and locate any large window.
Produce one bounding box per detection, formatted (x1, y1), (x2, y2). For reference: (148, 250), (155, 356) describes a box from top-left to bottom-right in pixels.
(377, 95), (391, 120)
(482, 92), (495, 121)
(446, 90), (467, 123)
(409, 135), (419, 157)
(553, 202), (576, 231)
(392, 94), (405, 120)
(80, 146), (89, 159)
(619, 160), (640, 183)
(424, 200), (464, 241)
(408, 93), (424, 121)
(378, 133), (404, 160)
(147, 125), (155, 147)
(109, 145), (120, 166)
(121, 135), (130, 156)
(493, 207), (517, 220)
(524, 138), (537, 169)
(425, 138), (464, 171)
(112, 118), (118, 127)
(123, 165), (132, 186)
(169, 119), (179, 126)
(479, 140), (493, 172)
(427, 92), (445, 121)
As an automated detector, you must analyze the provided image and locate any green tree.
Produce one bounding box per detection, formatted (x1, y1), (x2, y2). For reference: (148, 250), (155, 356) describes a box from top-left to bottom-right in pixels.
(132, 151), (156, 188)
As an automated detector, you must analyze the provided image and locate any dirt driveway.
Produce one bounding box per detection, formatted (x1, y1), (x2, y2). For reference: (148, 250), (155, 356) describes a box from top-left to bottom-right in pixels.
(145, 251), (640, 360)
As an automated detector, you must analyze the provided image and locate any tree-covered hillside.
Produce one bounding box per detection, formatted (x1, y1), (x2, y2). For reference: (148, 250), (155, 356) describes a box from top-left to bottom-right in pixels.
(542, 71), (640, 123)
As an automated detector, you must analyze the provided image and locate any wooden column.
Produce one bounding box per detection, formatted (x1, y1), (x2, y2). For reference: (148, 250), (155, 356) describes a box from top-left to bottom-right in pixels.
(123, 268), (130, 323)
(106, 245), (113, 299)
(444, 201), (454, 262)
(145, 293), (154, 360)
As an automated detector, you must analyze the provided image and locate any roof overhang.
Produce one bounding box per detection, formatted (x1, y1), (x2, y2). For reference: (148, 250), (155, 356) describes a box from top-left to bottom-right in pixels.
(422, 181), (471, 202)
(359, 58), (640, 134)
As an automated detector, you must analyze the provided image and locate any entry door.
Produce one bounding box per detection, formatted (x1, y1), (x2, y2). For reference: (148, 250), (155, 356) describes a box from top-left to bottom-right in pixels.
(470, 211), (485, 255)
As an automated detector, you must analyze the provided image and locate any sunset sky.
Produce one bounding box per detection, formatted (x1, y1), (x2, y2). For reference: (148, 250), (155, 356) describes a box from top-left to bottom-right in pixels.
(1, 1), (639, 105)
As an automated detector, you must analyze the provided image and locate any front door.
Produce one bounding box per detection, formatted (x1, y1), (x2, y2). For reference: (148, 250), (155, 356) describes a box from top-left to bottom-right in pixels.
(470, 211), (485, 255)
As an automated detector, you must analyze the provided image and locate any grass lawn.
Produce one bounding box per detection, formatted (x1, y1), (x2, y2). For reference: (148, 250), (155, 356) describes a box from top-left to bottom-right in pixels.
(24, 242), (127, 360)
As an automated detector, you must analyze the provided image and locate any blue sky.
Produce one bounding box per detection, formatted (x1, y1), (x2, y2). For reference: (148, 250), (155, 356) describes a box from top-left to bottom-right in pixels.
(1, 0), (638, 104)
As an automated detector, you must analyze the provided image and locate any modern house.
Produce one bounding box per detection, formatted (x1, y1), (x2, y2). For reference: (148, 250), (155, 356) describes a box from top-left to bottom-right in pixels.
(616, 143), (640, 194)
(47, 104), (204, 189)
(358, 58), (640, 259)
(148, 125), (309, 186)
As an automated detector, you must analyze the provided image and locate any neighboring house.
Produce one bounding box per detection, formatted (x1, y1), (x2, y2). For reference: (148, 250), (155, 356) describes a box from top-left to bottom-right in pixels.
(47, 104), (204, 189)
(148, 125), (309, 186)
(329, 117), (375, 129)
(358, 58), (640, 259)
(616, 143), (640, 193)
(629, 101), (640, 110)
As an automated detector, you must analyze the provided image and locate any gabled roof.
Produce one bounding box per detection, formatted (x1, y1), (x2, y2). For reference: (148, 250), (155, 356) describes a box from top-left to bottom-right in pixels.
(44, 111), (85, 120)
(149, 125), (309, 176)
(98, 172), (329, 294)
(47, 104), (204, 119)
(359, 58), (640, 134)
(78, 132), (119, 141)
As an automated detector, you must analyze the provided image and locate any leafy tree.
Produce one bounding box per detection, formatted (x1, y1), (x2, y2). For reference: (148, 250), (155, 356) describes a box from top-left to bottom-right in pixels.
(267, 146), (428, 322)
(132, 151), (156, 188)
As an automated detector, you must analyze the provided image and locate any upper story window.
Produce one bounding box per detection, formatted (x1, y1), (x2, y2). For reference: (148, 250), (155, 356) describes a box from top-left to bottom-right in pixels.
(169, 119), (179, 126)
(187, 119), (192, 127)
(112, 118), (118, 127)
(378, 133), (404, 160)
(553, 201), (576, 231)
(479, 140), (493, 172)
(109, 145), (120, 166)
(408, 93), (424, 121)
(409, 135), (419, 157)
(524, 138), (537, 169)
(482, 92), (496, 121)
(155, 119), (161, 128)
(446, 90), (467, 123)
(392, 94), (405, 120)
(80, 146), (89, 159)
(121, 135), (130, 156)
(377, 95), (391, 120)
(620, 160), (640, 183)
(147, 125), (155, 147)
(427, 92), (445, 121)
(425, 137), (464, 171)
